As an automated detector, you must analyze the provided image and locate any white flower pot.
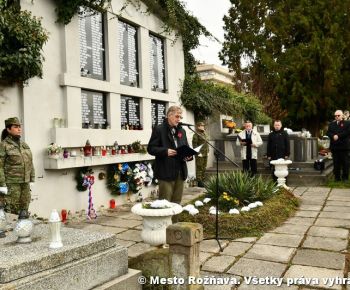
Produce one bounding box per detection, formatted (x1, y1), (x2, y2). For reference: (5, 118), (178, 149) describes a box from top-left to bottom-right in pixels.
(131, 202), (183, 246)
(48, 154), (60, 159)
(270, 159), (292, 188)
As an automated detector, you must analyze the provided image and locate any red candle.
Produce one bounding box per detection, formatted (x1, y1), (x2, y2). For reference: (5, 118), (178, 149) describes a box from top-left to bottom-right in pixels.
(109, 199), (116, 209)
(61, 209), (67, 222)
(102, 149), (106, 156)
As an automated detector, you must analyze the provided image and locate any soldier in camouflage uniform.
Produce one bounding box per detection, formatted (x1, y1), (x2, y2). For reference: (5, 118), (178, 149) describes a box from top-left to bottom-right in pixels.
(192, 122), (209, 187)
(0, 117), (35, 214)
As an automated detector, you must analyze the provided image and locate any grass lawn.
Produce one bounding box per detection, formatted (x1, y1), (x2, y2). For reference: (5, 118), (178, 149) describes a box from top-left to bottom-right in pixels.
(177, 188), (299, 239)
(325, 179), (350, 188)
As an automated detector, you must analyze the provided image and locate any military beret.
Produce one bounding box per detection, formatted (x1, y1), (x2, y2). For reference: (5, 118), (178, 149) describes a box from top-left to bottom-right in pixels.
(5, 117), (21, 127)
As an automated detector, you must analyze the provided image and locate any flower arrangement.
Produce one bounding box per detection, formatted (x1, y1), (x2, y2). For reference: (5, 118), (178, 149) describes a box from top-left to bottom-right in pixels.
(107, 162), (155, 196)
(142, 199), (173, 209)
(47, 143), (62, 155)
(131, 140), (147, 154)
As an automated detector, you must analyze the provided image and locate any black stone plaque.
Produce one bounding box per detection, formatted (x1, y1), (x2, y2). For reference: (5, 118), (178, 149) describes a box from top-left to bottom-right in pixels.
(119, 20), (139, 87)
(121, 96), (141, 129)
(149, 34), (166, 92)
(81, 90), (107, 128)
(151, 101), (166, 128)
(79, 9), (105, 80)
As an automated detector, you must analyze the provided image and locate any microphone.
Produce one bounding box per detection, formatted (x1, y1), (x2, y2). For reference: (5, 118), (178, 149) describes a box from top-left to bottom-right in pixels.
(178, 122), (194, 127)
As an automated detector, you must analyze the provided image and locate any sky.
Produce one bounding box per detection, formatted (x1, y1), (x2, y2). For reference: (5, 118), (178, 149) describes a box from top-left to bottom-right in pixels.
(181, 0), (231, 67)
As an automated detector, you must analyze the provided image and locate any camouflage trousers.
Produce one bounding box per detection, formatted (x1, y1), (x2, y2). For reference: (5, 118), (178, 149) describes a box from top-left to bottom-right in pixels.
(195, 156), (208, 182)
(0, 183), (31, 215)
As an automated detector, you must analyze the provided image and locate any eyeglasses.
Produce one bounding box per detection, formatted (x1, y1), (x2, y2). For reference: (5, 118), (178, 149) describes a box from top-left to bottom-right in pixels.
(174, 115), (183, 119)
(335, 115), (341, 117)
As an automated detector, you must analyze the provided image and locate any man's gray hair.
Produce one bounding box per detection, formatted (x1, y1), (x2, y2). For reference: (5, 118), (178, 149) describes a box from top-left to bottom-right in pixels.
(167, 105), (182, 117)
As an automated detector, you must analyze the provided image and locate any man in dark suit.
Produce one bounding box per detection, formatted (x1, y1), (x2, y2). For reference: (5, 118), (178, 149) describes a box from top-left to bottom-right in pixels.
(147, 106), (192, 204)
(267, 120), (290, 181)
(327, 110), (350, 181)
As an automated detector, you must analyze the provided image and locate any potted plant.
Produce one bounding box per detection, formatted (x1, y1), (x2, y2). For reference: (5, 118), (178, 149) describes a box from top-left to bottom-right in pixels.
(131, 199), (183, 246)
(47, 143), (62, 159)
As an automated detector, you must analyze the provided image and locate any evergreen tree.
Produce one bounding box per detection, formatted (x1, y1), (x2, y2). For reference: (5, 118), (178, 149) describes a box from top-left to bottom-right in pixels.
(220, 0), (350, 134)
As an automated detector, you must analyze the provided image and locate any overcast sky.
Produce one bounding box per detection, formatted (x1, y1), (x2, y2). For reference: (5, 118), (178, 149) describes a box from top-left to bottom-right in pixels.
(181, 0), (231, 67)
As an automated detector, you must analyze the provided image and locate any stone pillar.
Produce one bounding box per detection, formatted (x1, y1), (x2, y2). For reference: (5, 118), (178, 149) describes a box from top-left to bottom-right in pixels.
(166, 222), (203, 290)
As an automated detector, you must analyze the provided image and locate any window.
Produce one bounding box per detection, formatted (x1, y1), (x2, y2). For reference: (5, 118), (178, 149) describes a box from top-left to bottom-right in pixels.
(79, 8), (106, 80)
(81, 90), (107, 129)
(149, 34), (166, 92)
(119, 20), (139, 87)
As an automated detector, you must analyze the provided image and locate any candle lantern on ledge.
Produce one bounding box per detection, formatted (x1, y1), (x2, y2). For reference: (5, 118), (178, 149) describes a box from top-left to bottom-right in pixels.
(84, 140), (92, 157)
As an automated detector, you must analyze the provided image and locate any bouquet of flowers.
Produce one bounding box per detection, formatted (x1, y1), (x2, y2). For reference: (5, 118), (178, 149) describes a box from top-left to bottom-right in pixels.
(47, 143), (62, 155)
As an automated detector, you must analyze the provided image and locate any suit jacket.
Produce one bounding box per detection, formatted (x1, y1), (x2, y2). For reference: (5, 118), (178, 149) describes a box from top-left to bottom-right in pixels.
(236, 130), (263, 160)
(327, 120), (350, 151)
(147, 119), (189, 181)
(267, 129), (290, 160)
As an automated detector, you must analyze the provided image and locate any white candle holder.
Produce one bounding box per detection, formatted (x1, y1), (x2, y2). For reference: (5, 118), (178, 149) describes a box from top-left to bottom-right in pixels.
(49, 209), (63, 249)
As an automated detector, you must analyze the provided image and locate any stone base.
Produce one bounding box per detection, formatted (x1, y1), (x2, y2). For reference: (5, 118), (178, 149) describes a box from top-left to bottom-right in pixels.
(93, 268), (142, 290)
(0, 224), (128, 290)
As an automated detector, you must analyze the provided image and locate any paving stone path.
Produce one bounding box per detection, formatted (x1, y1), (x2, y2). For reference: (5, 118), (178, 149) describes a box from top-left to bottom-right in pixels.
(66, 187), (350, 290)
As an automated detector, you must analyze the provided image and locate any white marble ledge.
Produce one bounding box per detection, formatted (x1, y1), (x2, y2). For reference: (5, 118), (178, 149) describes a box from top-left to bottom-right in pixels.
(44, 153), (154, 169)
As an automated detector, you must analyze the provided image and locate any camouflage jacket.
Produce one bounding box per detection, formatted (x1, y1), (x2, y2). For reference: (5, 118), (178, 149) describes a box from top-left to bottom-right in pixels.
(0, 135), (35, 186)
(192, 130), (209, 156)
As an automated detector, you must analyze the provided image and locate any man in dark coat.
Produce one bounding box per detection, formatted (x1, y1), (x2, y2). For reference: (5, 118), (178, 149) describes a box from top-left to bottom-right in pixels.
(327, 110), (350, 181)
(147, 106), (192, 204)
(267, 120), (290, 181)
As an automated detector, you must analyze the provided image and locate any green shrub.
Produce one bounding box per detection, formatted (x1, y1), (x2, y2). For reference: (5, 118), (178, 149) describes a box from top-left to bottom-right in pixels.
(205, 171), (278, 211)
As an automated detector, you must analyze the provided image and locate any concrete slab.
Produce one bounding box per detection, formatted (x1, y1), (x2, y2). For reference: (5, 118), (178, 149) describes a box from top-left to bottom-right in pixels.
(328, 195), (350, 202)
(314, 218), (350, 229)
(200, 240), (229, 253)
(117, 212), (143, 221)
(233, 237), (258, 243)
(326, 200), (350, 207)
(292, 249), (345, 270)
(292, 187), (307, 196)
(227, 258), (288, 277)
(115, 230), (142, 242)
(284, 265), (343, 290)
(221, 242), (252, 256)
(285, 217), (316, 226)
(199, 252), (214, 265)
(303, 187), (330, 194)
(323, 206), (350, 212)
(294, 211), (319, 218)
(94, 218), (142, 228)
(79, 224), (127, 234)
(299, 199), (325, 205)
(93, 268), (142, 290)
(244, 244), (295, 263)
(115, 238), (136, 248)
(126, 242), (156, 258)
(302, 236), (348, 251)
(298, 204), (322, 211)
(271, 223), (310, 235)
(319, 211), (350, 220)
(201, 255), (235, 273)
(256, 233), (303, 248)
(308, 226), (348, 239)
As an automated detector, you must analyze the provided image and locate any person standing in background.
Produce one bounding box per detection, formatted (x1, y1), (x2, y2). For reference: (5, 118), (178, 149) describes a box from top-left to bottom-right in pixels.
(327, 110), (350, 181)
(267, 120), (290, 181)
(236, 120), (263, 176)
(192, 122), (209, 187)
(0, 117), (35, 214)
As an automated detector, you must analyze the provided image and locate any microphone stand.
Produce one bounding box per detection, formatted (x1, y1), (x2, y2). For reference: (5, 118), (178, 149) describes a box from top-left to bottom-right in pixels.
(184, 124), (239, 251)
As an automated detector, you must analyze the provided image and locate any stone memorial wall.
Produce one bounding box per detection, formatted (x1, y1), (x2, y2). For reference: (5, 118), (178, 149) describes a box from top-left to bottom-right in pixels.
(81, 90), (107, 128)
(121, 96), (141, 129)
